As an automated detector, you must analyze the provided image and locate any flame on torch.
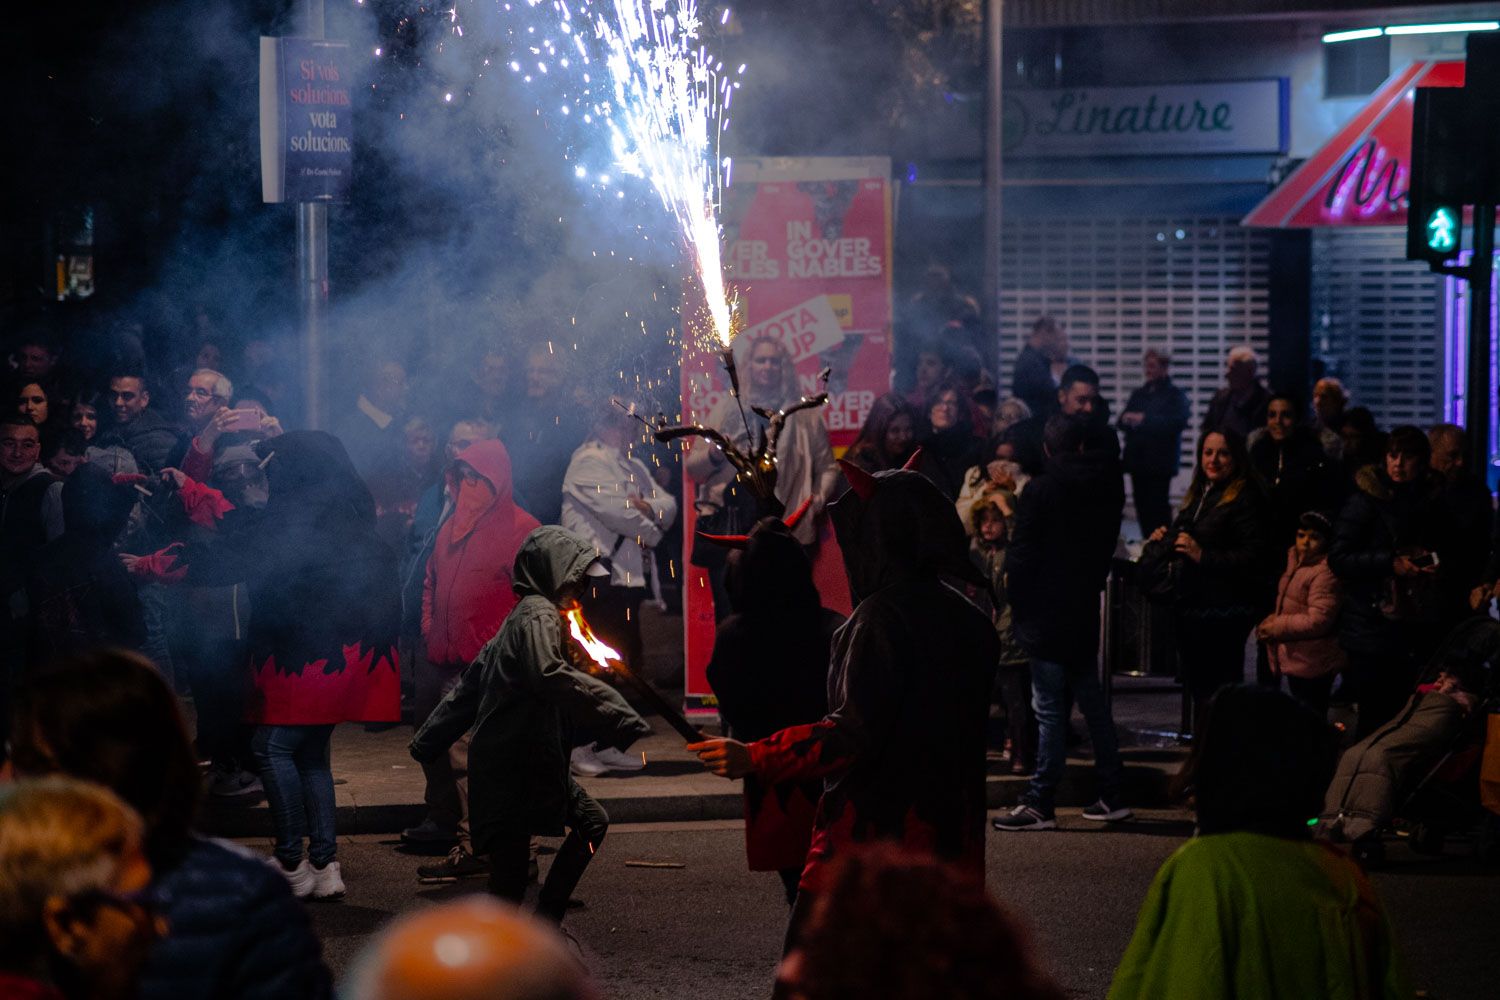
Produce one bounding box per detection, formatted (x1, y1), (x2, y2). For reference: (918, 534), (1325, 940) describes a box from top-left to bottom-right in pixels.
(564, 603), (622, 673)
(561, 601), (705, 743)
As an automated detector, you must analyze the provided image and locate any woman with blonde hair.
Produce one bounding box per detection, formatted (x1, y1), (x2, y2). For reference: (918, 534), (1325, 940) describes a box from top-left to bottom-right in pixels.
(0, 776), (160, 1000)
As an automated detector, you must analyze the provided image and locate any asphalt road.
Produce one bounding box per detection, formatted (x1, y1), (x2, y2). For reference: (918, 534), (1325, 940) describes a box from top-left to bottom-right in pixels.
(269, 810), (1500, 1000)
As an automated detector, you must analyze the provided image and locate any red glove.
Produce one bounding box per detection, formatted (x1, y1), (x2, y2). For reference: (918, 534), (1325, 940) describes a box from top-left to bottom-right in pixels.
(129, 543), (188, 584)
(176, 476), (234, 528)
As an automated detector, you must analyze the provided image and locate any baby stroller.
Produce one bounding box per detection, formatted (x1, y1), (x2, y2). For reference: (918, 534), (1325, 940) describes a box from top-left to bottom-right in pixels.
(1320, 616), (1500, 867)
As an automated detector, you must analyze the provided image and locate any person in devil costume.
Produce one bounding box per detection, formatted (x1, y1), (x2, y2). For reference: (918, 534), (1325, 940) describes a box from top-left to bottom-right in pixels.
(125, 432), (402, 899)
(700, 500), (844, 905)
(690, 449), (998, 951)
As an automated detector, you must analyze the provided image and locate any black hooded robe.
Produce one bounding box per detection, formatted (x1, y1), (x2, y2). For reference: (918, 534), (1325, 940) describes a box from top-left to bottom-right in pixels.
(706, 520), (842, 872)
(742, 471), (998, 893)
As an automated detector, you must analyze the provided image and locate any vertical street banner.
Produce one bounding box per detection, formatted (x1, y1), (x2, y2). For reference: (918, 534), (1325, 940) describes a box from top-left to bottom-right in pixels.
(259, 37), (354, 203)
(681, 156), (893, 714)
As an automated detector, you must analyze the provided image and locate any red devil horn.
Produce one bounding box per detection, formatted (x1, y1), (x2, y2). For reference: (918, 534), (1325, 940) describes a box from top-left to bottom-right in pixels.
(837, 459), (878, 500)
(901, 446), (925, 472)
(781, 497), (815, 532)
(696, 531), (750, 551)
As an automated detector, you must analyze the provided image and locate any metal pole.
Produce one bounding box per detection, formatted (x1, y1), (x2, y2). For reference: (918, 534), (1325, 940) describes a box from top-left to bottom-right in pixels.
(982, 0), (1004, 377)
(1466, 205), (1495, 476)
(297, 0), (328, 429)
(297, 203), (328, 430)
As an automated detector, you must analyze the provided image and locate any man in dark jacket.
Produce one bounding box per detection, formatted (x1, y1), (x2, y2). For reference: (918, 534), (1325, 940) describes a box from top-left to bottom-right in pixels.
(411, 526), (650, 923)
(507, 346), (587, 526)
(1201, 346), (1270, 440)
(1010, 316), (1074, 420)
(336, 360), (408, 486)
(689, 461), (998, 945)
(994, 415), (1129, 831)
(96, 373), (186, 475)
(95, 372), (188, 688)
(1428, 423), (1494, 627)
(1010, 364), (1114, 476)
(1119, 349), (1190, 536)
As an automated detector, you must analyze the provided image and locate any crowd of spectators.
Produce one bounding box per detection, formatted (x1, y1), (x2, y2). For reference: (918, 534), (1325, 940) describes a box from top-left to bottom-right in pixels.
(3, 288), (1495, 999)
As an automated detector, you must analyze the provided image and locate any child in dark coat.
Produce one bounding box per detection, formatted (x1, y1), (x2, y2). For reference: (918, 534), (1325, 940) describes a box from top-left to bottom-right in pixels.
(967, 489), (1035, 774)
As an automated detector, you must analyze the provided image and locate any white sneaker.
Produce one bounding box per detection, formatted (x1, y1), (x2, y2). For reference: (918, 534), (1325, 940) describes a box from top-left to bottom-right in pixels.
(311, 861), (345, 899)
(569, 746), (610, 777)
(592, 745), (645, 771)
(269, 857), (315, 898)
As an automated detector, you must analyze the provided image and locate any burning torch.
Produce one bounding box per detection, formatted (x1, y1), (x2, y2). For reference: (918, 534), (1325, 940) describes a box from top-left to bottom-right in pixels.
(563, 603), (705, 744)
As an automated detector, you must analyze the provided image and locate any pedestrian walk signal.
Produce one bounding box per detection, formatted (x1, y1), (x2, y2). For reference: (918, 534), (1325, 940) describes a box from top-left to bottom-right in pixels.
(1426, 206), (1459, 254)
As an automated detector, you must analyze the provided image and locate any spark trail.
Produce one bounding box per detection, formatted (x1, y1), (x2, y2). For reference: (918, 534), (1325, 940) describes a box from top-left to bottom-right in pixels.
(508, 0), (740, 347)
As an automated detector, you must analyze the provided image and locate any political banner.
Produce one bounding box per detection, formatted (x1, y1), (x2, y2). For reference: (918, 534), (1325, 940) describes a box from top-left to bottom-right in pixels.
(680, 156), (893, 713)
(259, 37), (354, 203)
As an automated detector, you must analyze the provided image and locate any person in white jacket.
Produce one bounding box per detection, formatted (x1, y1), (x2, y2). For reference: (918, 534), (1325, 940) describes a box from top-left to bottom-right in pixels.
(561, 402), (678, 672)
(561, 402), (678, 775)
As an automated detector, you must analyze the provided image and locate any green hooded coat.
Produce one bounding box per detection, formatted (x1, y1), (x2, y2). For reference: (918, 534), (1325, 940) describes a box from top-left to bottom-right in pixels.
(410, 526), (649, 849)
(1109, 832), (1411, 1000)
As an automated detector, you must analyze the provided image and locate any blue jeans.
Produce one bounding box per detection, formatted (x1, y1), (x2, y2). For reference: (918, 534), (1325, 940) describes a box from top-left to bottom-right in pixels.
(1024, 657), (1123, 815)
(251, 724), (337, 868)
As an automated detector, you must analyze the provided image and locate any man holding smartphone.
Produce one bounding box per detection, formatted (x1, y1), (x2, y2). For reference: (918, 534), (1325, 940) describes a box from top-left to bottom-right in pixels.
(185, 369), (232, 435)
(180, 377), (282, 483)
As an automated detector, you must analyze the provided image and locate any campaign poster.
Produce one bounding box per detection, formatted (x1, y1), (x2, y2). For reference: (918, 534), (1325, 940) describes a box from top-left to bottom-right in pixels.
(259, 37), (354, 203)
(681, 156), (893, 713)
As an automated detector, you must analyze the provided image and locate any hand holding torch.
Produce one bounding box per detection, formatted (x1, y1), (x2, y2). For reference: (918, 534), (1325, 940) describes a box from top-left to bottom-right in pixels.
(563, 603), (705, 743)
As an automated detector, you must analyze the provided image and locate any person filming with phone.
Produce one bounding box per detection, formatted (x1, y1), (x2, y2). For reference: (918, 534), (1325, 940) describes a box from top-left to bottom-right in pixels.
(172, 376), (285, 799)
(1330, 426), (1449, 738)
(1145, 430), (1272, 716)
(180, 380), (283, 484)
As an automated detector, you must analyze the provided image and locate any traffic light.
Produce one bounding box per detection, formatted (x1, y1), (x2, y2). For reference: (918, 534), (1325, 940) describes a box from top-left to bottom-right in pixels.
(1407, 88), (1469, 265)
(1423, 204), (1460, 255)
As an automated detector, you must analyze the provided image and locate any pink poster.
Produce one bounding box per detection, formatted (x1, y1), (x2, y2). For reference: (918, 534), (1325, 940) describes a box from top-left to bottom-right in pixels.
(680, 157), (893, 713)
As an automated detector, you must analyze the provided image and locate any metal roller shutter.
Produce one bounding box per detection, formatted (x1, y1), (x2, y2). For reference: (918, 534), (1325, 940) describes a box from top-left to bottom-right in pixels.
(999, 215), (1271, 478)
(1310, 227), (1445, 431)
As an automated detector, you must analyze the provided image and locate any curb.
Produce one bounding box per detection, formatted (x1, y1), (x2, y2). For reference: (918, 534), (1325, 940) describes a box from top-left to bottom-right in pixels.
(200, 754), (1181, 839)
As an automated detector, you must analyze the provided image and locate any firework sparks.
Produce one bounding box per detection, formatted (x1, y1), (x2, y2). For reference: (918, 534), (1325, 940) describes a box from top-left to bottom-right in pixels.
(502, 0), (739, 348)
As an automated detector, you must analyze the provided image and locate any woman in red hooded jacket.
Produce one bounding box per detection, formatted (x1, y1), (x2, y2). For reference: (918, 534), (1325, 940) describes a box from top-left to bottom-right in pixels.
(411, 439), (540, 880)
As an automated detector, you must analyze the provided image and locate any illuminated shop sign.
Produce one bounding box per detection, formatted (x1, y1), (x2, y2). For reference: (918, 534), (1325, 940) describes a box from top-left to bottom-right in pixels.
(1243, 61), (1465, 228)
(1003, 80), (1288, 158)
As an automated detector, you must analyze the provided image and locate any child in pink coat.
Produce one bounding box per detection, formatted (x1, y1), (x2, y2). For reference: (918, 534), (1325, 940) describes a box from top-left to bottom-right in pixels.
(1257, 511), (1347, 717)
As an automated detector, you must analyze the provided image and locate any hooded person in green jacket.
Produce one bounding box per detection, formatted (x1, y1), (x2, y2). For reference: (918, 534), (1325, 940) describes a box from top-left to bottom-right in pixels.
(1109, 685), (1411, 1000)
(411, 525), (650, 923)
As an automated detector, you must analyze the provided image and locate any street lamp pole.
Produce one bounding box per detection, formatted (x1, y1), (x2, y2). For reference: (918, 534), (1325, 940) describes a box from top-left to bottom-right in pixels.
(982, 0), (1005, 378)
(1465, 205), (1495, 476)
(297, 0), (329, 429)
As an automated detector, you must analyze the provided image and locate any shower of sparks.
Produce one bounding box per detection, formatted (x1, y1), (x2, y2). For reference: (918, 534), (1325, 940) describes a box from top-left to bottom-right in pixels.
(500, 0), (740, 348)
